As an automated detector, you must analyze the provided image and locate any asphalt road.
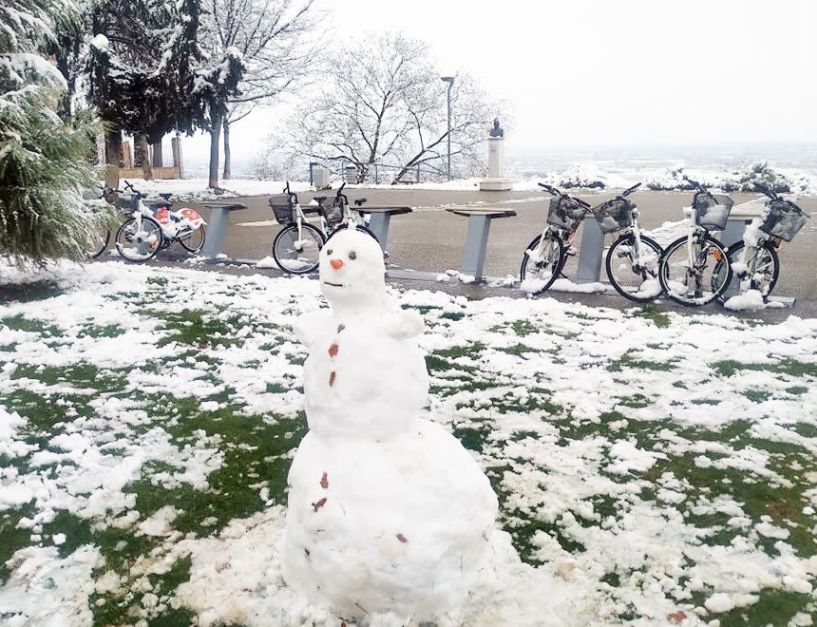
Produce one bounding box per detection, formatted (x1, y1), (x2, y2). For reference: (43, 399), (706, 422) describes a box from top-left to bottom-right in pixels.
(187, 187), (817, 319)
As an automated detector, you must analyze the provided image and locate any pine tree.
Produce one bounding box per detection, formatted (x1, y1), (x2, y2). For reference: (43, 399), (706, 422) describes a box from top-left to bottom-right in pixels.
(0, 0), (111, 266)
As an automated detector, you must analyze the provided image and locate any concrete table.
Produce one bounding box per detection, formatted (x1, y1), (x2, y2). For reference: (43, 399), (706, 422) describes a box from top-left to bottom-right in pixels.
(446, 207), (516, 281)
(200, 201), (247, 260)
(355, 206), (412, 250)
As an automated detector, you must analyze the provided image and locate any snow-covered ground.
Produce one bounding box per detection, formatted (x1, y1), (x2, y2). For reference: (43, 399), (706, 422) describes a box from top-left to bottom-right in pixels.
(1, 262), (816, 625)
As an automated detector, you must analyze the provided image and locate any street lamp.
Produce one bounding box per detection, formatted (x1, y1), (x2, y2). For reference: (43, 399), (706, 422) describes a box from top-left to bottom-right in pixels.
(441, 76), (455, 181)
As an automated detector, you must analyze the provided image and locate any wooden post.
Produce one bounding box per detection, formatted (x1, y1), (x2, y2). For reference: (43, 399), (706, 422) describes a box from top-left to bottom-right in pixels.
(171, 136), (183, 178)
(103, 126), (122, 190)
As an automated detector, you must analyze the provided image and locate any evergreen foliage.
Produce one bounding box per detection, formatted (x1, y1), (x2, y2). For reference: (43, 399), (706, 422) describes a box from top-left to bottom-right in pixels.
(88, 0), (245, 144)
(1, 0), (111, 265)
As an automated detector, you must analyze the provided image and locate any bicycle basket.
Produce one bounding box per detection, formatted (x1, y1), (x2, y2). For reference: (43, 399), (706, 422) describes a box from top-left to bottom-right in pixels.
(325, 203), (344, 227)
(759, 199), (807, 242)
(268, 196), (294, 225)
(692, 191), (733, 231)
(547, 196), (586, 231)
(592, 198), (634, 234)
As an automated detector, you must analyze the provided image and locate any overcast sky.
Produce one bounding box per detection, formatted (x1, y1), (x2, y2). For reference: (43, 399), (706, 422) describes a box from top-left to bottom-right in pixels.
(190, 0), (817, 165)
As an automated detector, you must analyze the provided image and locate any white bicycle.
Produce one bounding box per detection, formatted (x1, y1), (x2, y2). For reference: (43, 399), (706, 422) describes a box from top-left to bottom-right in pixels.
(114, 181), (206, 262)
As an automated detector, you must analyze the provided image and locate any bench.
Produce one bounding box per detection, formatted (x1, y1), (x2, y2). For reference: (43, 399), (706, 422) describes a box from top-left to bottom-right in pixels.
(199, 201), (248, 260)
(446, 208), (516, 281)
(355, 206), (412, 250)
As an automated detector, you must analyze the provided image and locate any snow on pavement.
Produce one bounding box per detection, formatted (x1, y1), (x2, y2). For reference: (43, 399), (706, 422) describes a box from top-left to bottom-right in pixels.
(1, 261), (816, 625)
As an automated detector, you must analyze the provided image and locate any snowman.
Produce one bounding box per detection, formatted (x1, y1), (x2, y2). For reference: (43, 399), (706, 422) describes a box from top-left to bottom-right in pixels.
(282, 228), (499, 623)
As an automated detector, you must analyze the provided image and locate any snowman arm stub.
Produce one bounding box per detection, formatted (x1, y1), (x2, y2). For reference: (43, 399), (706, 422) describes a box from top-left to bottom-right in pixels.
(385, 309), (424, 340)
(291, 310), (332, 350)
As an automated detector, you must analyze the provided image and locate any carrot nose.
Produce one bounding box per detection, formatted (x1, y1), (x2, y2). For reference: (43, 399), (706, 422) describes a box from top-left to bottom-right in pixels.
(330, 258), (344, 270)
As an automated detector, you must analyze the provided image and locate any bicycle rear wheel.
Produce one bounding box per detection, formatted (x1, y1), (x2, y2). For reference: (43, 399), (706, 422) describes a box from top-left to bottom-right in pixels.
(519, 232), (565, 295)
(272, 222), (325, 274)
(714, 241), (780, 302)
(658, 234), (731, 306)
(89, 228), (111, 259)
(606, 234), (663, 303)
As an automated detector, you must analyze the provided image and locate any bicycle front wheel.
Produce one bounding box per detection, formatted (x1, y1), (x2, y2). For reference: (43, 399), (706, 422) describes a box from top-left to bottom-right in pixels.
(179, 226), (206, 253)
(272, 223), (325, 274)
(658, 234), (731, 306)
(519, 232), (565, 295)
(714, 241), (780, 302)
(605, 234), (663, 303)
(115, 217), (163, 262)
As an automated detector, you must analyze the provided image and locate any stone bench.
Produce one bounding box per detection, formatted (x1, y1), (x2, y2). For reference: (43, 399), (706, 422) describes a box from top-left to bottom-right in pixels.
(446, 208), (516, 281)
(354, 206), (412, 250)
(200, 201), (247, 260)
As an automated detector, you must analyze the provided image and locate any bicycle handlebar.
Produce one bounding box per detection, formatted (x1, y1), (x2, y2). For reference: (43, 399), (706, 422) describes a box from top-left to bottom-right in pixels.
(538, 182), (591, 209)
(753, 183), (778, 200)
(622, 182), (642, 196)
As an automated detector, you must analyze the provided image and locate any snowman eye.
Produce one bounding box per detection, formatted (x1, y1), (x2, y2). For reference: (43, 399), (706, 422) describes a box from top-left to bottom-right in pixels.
(325, 249), (333, 255)
(349, 251), (357, 260)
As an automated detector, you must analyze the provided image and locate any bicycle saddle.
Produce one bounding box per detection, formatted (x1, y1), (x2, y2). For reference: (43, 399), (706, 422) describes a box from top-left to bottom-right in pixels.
(354, 198), (367, 206)
(158, 192), (173, 201)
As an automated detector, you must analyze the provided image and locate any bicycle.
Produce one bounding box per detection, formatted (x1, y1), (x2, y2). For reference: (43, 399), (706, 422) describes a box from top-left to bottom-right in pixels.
(270, 182), (373, 274)
(712, 183), (810, 302)
(114, 181), (207, 262)
(520, 182), (661, 302)
(657, 178), (733, 306)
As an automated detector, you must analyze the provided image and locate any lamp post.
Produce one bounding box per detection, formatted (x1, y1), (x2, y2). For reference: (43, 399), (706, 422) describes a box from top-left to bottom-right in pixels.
(441, 76), (455, 181)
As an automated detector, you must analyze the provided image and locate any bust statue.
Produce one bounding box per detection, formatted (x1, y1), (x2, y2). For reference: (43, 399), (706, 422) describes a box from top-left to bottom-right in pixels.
(489, 118), (504, 138)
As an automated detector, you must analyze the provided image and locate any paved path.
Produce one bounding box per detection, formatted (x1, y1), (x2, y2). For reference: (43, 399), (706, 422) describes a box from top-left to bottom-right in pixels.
(188, 187), (817, 316)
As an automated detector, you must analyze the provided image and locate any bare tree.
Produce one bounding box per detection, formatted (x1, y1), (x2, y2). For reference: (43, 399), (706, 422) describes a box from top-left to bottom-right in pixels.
(286, 33), (495, 184)
(203, 0), (320, 185)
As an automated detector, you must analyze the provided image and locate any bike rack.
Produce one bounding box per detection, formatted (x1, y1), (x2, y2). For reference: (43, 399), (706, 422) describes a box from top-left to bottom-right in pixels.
(446, 208), (517, 281)
(575, 219), (605, 283)
(355, 206), (412, 250)
(200, 201), (248, 260)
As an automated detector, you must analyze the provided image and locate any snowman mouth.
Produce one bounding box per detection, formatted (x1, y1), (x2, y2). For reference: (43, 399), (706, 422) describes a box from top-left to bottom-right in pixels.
(323, 281), (344, 287)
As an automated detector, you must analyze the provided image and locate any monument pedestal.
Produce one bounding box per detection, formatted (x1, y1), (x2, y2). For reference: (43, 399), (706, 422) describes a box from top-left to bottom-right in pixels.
(480, 136), (512, 191)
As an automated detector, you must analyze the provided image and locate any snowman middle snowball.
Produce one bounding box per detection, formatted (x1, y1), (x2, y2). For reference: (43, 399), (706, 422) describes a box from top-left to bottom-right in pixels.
(283, 228), (498, 621)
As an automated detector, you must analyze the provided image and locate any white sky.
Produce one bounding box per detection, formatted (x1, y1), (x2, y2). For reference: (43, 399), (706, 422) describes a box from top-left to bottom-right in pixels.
(189, 0), (817, 165)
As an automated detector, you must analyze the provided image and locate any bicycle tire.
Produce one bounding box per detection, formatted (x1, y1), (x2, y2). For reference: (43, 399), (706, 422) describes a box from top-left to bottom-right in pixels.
(90, 229), (111, 259)
(519, 232), (566, 295)
(326, 223), (380, 244)
(179, 226), (207, 253)
(658, 234), (731, 306)
(115, 217), (163, 262)
(605, 234), (663, 303)
(272, 222), (325, 274)
(716, 241), (780, 302)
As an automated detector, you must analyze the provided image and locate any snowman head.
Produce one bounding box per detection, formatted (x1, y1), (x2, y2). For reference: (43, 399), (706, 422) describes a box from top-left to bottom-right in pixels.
(319, 228), (385, 312)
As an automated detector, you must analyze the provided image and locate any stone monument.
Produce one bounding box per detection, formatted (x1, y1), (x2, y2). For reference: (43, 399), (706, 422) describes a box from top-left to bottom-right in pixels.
(480, 118), (513, 191)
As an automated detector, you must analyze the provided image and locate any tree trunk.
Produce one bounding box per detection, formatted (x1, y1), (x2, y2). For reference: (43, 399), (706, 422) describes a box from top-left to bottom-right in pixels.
(222, 117), (231, 180)
(208, 111), (223, 189)
(104, 126), (122, 191)
(138, 135), (153, 180)
(152, 141), (163, 169)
